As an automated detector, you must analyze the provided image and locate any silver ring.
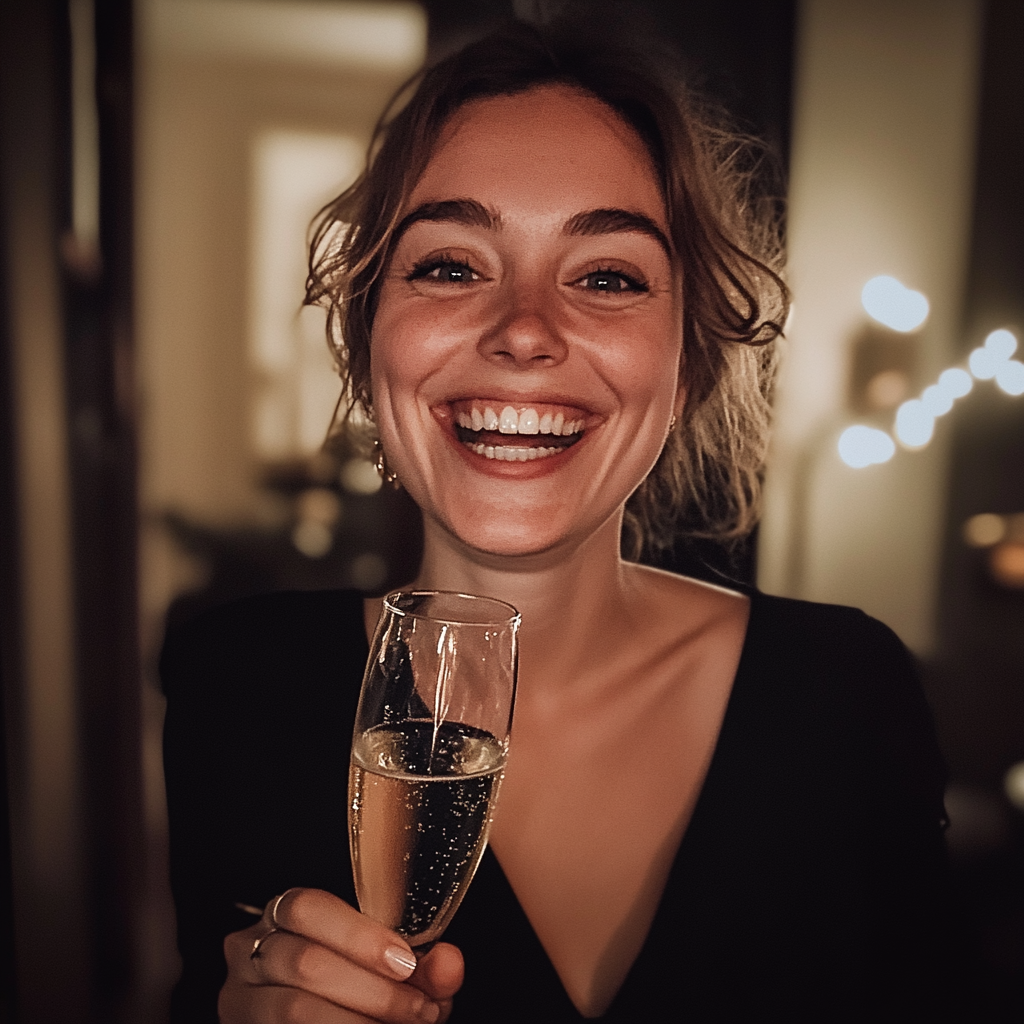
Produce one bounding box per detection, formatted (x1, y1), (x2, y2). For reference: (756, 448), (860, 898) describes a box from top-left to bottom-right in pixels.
(270, 888), (296, 929)
(250, 926), (279, 960)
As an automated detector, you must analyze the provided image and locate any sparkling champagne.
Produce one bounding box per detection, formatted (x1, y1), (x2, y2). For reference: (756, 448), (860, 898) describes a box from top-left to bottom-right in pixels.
(349, 719), (505, 948)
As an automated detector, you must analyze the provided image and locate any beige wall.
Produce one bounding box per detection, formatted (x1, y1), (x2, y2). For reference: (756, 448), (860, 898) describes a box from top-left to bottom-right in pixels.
(135, 0), (425, 631)
(759, 0), (983, 653)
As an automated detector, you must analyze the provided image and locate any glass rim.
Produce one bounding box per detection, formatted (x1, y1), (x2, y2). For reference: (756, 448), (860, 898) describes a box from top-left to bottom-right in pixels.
(383, 589), (520, 628)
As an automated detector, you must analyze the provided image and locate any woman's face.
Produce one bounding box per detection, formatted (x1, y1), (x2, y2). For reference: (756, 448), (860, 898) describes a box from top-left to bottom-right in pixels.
(371, 84), (683, 559)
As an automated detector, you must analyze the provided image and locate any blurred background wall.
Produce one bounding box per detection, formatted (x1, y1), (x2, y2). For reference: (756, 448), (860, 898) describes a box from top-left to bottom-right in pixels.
(759, 0), (982, 654)
(0, 1), (1021, 1021)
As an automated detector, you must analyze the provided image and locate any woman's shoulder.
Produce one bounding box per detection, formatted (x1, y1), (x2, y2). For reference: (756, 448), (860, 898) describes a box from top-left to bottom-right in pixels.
(159, 588), (367, 702)
(742, 588), (920, 693)
(735, 589), (947, 822)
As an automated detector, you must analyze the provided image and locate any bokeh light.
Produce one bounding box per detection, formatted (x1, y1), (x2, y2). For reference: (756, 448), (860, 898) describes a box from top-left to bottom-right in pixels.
(994, 360), (1024, 396)
(292, 520), (333, 558)
(970, 330), (1017, 381)
(963, 513), (1006, 548)
(937, 367), (973, 398)
(340, 457), (383, 495)
(861, 275), (929, 332)
(989, 543), (1024, 589)
(969, 346), (999, 379)
(895, 399), (934, 448)
(921, 384), (954, 416)
(837, 425), (896, 468)
(984, 328), (1018, 360)
(865, 369), (909, 410)
(1005, 761), (1024, 812)
(350, 551), (388, 590)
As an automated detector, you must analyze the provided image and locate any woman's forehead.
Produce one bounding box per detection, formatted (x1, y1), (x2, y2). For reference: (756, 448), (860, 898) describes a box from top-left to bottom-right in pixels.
(405, 84), (667, 229)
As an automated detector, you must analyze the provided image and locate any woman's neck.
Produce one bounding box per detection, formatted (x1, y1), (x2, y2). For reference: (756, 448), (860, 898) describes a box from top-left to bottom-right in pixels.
(411, 513), (642, 696)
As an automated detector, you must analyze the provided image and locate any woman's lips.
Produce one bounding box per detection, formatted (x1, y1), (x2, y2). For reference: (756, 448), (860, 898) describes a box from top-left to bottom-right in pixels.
(448, 400), (588, 462)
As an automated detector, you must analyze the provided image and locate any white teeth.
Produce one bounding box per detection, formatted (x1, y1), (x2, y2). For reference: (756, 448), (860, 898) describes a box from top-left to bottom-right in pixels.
(465, 442), (561, 461)
(518, 408), (539, 434)
(460, 405), (584, 436)
(499, 406), (519, 434)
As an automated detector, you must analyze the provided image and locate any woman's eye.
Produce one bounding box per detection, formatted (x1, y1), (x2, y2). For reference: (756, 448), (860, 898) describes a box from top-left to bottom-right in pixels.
(408, 259), (479, 284)
(575, 270), (648, 294)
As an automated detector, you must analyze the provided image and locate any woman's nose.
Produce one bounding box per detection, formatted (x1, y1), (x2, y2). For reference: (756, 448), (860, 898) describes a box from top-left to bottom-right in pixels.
(477, 289), (568, 368)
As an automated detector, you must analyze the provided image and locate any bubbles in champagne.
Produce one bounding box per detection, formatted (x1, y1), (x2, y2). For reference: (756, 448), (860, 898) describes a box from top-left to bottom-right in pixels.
(349, 720), (504, 947)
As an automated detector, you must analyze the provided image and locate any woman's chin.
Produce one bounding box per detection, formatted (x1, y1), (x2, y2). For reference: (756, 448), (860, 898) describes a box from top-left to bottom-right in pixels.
(430, 506), (617, 566)
(448, 526), (568, 562)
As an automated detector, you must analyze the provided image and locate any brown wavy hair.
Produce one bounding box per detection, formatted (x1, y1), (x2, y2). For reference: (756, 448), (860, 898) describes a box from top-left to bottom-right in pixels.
(306, 20), (788, 560)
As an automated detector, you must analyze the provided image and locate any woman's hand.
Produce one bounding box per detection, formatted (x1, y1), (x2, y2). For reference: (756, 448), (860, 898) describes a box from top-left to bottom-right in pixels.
(220, 888), (464, 1023)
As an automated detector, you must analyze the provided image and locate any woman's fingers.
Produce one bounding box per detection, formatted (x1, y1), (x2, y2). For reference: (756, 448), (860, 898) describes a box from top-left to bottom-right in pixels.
(408, 944), (464, 1024)
(235, 926), (440, 1024)
(268, 887), (420, 981)
(410, 943), (464, 1002)
(219, 978), (384, 1024)
(221, 889), (456, 1024)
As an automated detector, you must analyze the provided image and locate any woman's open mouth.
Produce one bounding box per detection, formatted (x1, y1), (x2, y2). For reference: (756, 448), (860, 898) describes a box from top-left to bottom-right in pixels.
(450, 401), (586, 462)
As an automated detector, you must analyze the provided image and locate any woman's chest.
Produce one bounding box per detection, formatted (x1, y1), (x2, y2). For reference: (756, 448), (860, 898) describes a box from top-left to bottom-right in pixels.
(487, 662), (734, 1017)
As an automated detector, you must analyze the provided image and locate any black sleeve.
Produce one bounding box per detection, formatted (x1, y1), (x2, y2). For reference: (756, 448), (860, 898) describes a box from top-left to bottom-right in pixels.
(746, 598), (961, 1019)
(612, 595), (965, 1023)
(160, 590), (365, 1023)
(836, 609), (957, 1015)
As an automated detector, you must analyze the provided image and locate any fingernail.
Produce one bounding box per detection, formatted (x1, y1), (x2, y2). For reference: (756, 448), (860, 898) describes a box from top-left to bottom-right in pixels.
(383, 945), (417, 978)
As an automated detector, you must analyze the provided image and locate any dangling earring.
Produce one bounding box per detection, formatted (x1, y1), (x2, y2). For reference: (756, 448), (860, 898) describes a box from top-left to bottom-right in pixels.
(668, 414), (677, 432)
(373, 439), (400, 488)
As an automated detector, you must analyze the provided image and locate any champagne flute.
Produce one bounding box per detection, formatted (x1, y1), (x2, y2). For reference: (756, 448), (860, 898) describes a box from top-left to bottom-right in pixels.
(348, 591), (520, 952)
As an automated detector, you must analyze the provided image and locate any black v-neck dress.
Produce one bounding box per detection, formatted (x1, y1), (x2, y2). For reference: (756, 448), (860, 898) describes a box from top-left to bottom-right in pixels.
(161, 588), (959, 1022)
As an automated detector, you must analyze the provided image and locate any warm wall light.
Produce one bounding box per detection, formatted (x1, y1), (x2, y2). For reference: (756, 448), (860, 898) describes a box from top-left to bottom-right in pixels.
(961, 512), (1024, 589)
(861, 275), (930, 332)
(250, 130), (364, 460)
(963, 513), (1006, 547)
(1005, 761), (1024, 812)
(147, 0), (427, 72)
(989, 543), (1024, 588)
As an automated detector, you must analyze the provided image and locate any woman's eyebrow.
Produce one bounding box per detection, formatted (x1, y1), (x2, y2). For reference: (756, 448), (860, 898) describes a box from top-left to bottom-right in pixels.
(564, 208), (673, 262)
(390, 201), (673, 262)
(393, 199), (498, 246)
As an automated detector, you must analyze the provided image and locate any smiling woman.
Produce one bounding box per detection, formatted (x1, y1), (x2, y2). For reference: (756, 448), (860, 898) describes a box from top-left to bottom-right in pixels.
(307, 24), (787, 559)
(366, 84), (686, 562)
(161, 19), (964, 1024)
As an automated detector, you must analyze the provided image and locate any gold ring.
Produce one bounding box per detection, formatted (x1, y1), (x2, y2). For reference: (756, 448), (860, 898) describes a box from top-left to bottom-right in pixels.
(250, 926), (279, 960)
